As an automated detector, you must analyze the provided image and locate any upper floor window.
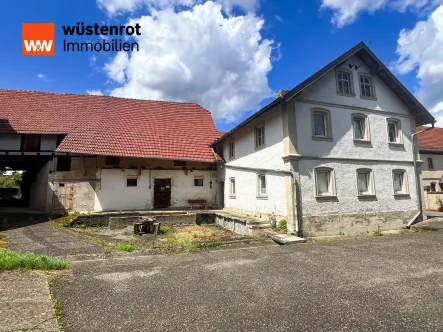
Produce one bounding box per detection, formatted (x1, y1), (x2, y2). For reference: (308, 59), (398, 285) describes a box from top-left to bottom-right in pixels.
(336, 69), (354, 96)
(56, 156), (71, 172)
(257, 174), (267, 197)
(352, 114), (370, 141)
(255, 122), (265, 149)
(427, 157), (434, 170)
(106, 156), (120, 167)
(21, 134), (41, 152)
(314, 167), (336, 197)
(229, 141), (235, 160)
(392, 170), (409, 195)
(359, 74), (376, 99)
(311, 109), (332, 140)
(387, 119), (403, 144)
(356, 168), (375, 196)
(430, 182), (436, 192)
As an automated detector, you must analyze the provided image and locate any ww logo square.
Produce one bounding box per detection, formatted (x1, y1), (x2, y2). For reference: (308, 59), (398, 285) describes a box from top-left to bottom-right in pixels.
(22, 23), (55, 56)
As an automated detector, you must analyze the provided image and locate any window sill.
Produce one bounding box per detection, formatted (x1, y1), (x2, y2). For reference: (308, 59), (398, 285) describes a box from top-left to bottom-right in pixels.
(388, 142), (404, 147)
(353, 139), (371, 144)
(394, 193), (410, 198)
(312, 136), (333, 142)
(229, 195), (236, 199)
(360, 95), (377, 101)
(337, 92), (356, 98)
(255, 145), (266, 151)
(315, 195), (337, 200)
(357, 194), (377, 199)
(256, 196), (268, 200)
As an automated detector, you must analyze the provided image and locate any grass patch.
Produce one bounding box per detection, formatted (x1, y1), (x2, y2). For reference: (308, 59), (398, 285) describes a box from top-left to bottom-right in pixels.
(52, 213), (79, 230)
(192, 241), (222, 249)
(0, 250), (70, 271)
(118, 244), (134, 252)
(48, 277), (65, 332)
(0, 232), (6, 249)
(372, 230), (384, 237)
(159, 225), (171, 234)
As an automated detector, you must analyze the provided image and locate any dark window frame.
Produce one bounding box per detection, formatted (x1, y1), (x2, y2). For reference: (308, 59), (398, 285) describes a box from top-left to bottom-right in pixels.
(127, 178), (138, 187)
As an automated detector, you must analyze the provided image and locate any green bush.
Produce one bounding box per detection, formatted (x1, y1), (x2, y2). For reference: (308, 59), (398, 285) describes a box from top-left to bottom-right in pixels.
(0, 250), (70, 271)
(118, 244), (134, 252)
(159, 225), (171, 235)
(276, 219), (287, 232)
(372, 230), (383, 237)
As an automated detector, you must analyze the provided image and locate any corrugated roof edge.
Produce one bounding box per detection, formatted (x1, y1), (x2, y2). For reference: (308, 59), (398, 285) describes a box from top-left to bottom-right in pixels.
(213, 41), (435, 145)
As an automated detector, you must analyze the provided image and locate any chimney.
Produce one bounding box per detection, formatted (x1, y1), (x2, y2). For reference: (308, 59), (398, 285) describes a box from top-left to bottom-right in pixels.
(276, 89), (289, 99)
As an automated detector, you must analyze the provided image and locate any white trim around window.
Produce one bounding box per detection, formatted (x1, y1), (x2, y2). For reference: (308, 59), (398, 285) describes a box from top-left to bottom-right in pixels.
(257, 173), (267, 199)
(229, 177), (236, 198)
(358, 73), (377, 100)
(311, 108), (332, 141)
(314, 167), (336, 198)
(352, 113), (370, 142)
(387, 118), (403, 145)
(356, 168), (375, 197)
(335, 68), (355, 97)
(392, 169), (409, 196)
(254, 121), (266, 150)
(229, 141), (235, 160)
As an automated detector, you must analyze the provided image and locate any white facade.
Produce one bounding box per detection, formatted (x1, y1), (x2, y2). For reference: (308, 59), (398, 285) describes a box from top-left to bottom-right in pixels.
(216, 54), (422, 236)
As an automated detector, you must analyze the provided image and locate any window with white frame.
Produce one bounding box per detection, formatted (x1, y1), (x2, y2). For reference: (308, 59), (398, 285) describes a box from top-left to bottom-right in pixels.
(312, 109), (332, 139)
(352, 114), (370, 141)
(255, 122), (265, 149)
(387, 119), (402, 144)
(427, 157), (434, 170)
(230, 178), (236, 197)
(356, 169), (375, 196)
(257, 174), (267, 197)
(315, 168), (336, 197)
(359, 74), (375, 99)
(229, 141), (235, 160)
(194, 176), (204, 187)
(392, 170), (408, 195)
(336, 69), (354, 95)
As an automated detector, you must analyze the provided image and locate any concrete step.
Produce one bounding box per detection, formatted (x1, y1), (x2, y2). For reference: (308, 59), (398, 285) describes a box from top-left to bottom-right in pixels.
(269, 234), (306, 245)
(250, 223), (272, 230)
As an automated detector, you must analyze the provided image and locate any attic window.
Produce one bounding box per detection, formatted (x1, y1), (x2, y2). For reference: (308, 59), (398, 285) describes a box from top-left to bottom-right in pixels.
(174, 160), (187, 167)
(105, 156), (120, 167)
(359, 74), (376, 99)
(336, 69), (354, 96)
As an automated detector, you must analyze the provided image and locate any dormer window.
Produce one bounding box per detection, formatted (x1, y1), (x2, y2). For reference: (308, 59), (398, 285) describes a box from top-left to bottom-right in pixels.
(359, 74), (376, 99)
(336, 69), (354, 96)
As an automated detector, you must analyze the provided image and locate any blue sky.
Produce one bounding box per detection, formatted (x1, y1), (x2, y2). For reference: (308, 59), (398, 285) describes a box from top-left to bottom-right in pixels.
(1, 0), (442, 131)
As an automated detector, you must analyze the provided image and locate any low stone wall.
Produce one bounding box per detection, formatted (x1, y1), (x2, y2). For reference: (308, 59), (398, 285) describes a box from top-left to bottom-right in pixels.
(215, 215), (251, 235)
(76, 213), (139, 227)
(424, 192), (443, 211)
(303, 210), (418, 237)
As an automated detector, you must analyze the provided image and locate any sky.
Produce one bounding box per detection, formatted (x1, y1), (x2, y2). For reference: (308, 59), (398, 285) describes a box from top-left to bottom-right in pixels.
(1, 0), (443, 132)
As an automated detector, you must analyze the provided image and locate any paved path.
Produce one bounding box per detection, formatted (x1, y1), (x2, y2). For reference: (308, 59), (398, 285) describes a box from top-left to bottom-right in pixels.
(0, 271), (58, 332)
(54, 232), (443, 332)
(413, 218), (443, 231)
(4, 220), (102, 257)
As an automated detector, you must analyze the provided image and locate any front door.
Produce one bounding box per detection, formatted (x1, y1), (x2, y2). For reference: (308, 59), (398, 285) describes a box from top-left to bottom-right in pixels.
(154, 178), (171, 209)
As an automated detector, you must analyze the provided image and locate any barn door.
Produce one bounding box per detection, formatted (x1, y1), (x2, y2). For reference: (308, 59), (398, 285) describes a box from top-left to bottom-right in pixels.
(53, 182), (74, 213)
(154, 178), (171, 209)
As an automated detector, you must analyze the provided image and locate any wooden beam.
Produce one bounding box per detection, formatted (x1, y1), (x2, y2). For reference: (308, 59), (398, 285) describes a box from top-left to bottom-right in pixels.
(81, 155), (86, 176)
(138, 158), (142, 176)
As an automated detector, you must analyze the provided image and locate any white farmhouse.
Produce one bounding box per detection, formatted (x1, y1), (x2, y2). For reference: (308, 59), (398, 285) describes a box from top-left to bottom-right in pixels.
(213, 42), (435, 237)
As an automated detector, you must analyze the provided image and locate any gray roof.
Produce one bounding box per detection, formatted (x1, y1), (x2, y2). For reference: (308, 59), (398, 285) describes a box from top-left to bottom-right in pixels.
(215, 41), (435, 144)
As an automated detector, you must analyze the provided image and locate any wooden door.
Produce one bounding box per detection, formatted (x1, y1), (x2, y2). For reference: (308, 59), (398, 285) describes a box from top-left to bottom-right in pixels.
(52, 182), (74, 213)
(154, 178), (171, 209)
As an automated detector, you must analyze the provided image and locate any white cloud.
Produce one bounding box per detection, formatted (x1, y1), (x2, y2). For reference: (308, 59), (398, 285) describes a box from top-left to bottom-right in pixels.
(321, 0), (442, 28)
(96, 0), (259, 16)
(395, 5), (443, 125)
(102, 1), (274, 122)
(37, 73), (46, 79)
(86, 89), (104, 95)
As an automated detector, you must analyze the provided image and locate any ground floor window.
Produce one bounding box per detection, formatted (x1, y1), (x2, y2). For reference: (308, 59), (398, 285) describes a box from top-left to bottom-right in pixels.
(230, 178), (236, 197)
(315, 167), (336, 197)
(356, 168), (375, 196)
(127, 178), (138, 187)
(194, 176), (204, 187)
(257, 174), (267, 197)
(393, 170), (408, 195)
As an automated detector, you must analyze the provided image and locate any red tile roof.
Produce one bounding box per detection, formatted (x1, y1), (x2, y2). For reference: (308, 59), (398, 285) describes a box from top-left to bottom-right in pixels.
(0, 89), (220, 162)
(417, 126), (443, 152)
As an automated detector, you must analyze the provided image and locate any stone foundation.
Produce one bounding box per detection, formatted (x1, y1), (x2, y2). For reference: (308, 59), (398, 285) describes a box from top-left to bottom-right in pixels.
(302, 210), (418, 237)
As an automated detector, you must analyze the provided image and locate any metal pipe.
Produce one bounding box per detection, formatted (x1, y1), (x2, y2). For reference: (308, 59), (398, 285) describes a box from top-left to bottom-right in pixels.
(408, 124), (435, 228)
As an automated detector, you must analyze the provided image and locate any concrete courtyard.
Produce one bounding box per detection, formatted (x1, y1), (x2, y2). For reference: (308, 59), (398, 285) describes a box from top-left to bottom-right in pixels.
(53, 231), (443, 332)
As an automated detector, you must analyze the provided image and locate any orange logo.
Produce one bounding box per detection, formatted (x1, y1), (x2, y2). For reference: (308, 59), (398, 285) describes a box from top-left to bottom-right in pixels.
(22, 23), (55, 56)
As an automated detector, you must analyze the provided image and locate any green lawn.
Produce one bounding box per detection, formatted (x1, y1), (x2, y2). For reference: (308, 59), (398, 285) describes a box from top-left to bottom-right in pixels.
(0, 250), (70, 271)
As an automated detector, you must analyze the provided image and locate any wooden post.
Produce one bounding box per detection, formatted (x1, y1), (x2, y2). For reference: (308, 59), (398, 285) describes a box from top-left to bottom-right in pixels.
(138, 158), (142, 176)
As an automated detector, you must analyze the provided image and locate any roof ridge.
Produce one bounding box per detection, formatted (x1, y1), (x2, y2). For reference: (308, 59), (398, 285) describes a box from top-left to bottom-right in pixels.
(0, 88), (202, 106)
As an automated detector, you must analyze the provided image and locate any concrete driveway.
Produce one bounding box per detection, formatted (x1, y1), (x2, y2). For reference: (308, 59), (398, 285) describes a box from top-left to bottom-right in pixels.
(54, 232), (443, 332)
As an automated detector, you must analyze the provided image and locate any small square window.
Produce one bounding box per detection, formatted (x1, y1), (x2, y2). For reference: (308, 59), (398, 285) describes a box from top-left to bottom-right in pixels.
(230, 178), (236, 197)
(255, 123), (265, 149)
(387, 119), (402, 144)
(127, 178), (138, 187)
(257, 174), (267, 197)
(427, 157), (434, 170)
(229, 142), (235, 160)
(315, 168), (336, 197)
(356, 169), (375, 196)
(393, 170), (408, 195)
(194, 176), (204, 187)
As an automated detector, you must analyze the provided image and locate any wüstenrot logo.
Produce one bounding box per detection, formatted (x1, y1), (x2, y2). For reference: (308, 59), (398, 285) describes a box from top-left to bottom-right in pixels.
(22, 23), (55, 56)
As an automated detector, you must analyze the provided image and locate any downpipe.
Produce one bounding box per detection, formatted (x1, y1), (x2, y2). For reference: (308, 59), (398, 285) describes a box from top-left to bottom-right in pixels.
(407, 125), (434, 229)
